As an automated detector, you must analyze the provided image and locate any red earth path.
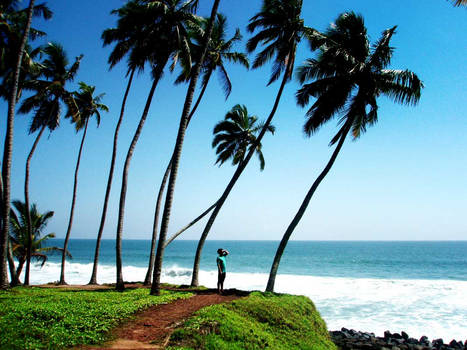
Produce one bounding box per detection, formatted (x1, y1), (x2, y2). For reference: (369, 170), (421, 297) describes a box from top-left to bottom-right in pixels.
(78, 287), (246, 350)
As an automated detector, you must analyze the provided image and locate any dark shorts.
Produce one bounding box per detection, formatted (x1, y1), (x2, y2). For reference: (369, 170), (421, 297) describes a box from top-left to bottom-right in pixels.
(218, 272), (226, 283)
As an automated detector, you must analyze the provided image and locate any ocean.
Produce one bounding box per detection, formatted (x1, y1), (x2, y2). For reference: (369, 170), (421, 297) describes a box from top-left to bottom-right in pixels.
(27, 239), (467, 341)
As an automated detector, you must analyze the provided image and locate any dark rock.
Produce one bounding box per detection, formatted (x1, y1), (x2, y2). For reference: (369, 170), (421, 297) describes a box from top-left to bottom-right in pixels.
(393, 333), (403, 340)
(401, 331), (409, 340)
(385, 331), (393, 340)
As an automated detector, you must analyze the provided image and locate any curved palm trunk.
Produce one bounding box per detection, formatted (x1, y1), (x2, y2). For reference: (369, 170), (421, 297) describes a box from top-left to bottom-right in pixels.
(190, 55), (294, 287)
(15, 257), (26, 283)
(115, 63), (166, 292)
(164, 201), (217, 248)
(150, 0), (221, 296)
(265, 120), (352, 292)
(0, 169), (17, 285)
(143, 71), (212, 286)
(143, 161), (170, 285)
(0, 0), (36, 290)
(89, 69), (135, 285)
(59, 118), (89, 285)
(24, 124), (46, 286)
(7, 239), (18, 286)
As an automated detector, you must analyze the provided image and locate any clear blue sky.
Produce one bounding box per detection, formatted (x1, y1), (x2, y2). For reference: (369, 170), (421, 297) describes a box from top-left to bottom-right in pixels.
(2, 0), (466, 241)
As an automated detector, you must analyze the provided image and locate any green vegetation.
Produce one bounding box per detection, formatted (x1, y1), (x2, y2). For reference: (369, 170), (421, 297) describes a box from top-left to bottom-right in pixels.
(0, 287), (192, 349)
(168, 292), (337, 350)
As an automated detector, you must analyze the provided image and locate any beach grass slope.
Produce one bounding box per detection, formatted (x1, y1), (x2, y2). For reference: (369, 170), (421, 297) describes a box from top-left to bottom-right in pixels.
(0, 286), (192, 349)
(168, 291), (336, 350)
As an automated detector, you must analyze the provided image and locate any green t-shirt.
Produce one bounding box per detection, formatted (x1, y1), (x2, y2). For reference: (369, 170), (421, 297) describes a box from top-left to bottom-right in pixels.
(217, 256), (226, 273)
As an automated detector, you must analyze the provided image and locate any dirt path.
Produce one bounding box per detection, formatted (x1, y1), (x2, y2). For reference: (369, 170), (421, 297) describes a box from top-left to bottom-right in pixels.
(86, 290), (243, 350)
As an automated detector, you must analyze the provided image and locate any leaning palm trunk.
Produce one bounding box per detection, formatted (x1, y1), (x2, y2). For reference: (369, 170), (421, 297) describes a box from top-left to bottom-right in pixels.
(0, 0), (36, 290)
(265, 119), (353, 292)
(115, 63), (166, 291)
(164, 201), (217, 248)
(24, 124), (46, 285)
(146, 199), (218, 284)
(8, 241), (19, 285)
(143, 71), (212, 285)
(89, 69), (135, 285)
(190, 54), (294, 287)
(59, 118), (89, 285)
(150, 0), (221, 296)
(0, 171), (16, 285)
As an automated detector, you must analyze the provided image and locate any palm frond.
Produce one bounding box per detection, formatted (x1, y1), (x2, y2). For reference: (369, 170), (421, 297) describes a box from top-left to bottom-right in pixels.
(378, 69), (423, 105)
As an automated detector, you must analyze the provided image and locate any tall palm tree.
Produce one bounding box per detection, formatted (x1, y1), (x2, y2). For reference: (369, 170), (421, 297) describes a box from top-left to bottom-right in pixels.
(143, 12), (249, 285)
(150, 0), (221, 296)
(18, 42), (81, 285)
(266, 12), (423, 292)
(113, 0), (199, 291)
(59, 82), (108, 285)
(0, 0), (51, 289)
(190, 0), (311, 287)
(88, 0), (155, 285)
(9, 200), (70, 285)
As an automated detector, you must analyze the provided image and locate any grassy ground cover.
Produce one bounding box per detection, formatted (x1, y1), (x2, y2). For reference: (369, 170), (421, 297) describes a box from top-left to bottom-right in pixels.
(0, 286), (192, 349)
(168, 291), (337, 350)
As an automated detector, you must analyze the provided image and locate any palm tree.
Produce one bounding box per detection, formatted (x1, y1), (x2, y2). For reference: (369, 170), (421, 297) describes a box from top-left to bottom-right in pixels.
(88, 0), (155, 286)
(113, 0), (200, 291)
(59, 82), (108, 285)
(265, 12), (423, 292)
(143, 12), (249, 285)
(190, 0), (311, 287)
(0, 0), (51, 289)
(9, 200), (70, 285)
(18, 42), (81, 285)
(150, 0), (222, 296)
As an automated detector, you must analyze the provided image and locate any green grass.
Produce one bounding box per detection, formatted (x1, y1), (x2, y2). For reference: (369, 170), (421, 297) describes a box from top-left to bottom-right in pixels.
(0, 286), (192, 349)
(168, 291), (337, 350)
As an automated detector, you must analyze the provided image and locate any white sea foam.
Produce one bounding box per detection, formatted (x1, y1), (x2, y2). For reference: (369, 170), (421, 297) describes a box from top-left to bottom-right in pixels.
(26, 262), (467, 341)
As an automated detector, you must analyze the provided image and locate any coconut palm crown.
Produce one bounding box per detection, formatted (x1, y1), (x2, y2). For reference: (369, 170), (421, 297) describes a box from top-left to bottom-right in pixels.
(296, 12), (423, 144)
(9, 200), (70, 282)
(212, 104), (274, 170)
(102, 0), (200, 77)
(18, 42), (82, 133)
(70, 82), (108, 130)
(176, 13), (249, 98)
(246, 0), (315, 85)
(0, 1), (51, 100)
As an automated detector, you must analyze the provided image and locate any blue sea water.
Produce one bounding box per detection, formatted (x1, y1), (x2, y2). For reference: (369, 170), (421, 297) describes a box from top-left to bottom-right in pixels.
(45, 239), (467, 280)
(33, 239), (467, 340)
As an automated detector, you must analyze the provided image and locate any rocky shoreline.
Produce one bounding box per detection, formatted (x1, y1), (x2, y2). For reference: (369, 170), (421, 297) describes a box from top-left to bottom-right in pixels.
(330, 329), (467, 350)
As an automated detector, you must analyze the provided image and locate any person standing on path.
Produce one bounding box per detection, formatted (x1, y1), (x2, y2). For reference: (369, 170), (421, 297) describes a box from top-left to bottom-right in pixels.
(216, 248), (229, 294)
